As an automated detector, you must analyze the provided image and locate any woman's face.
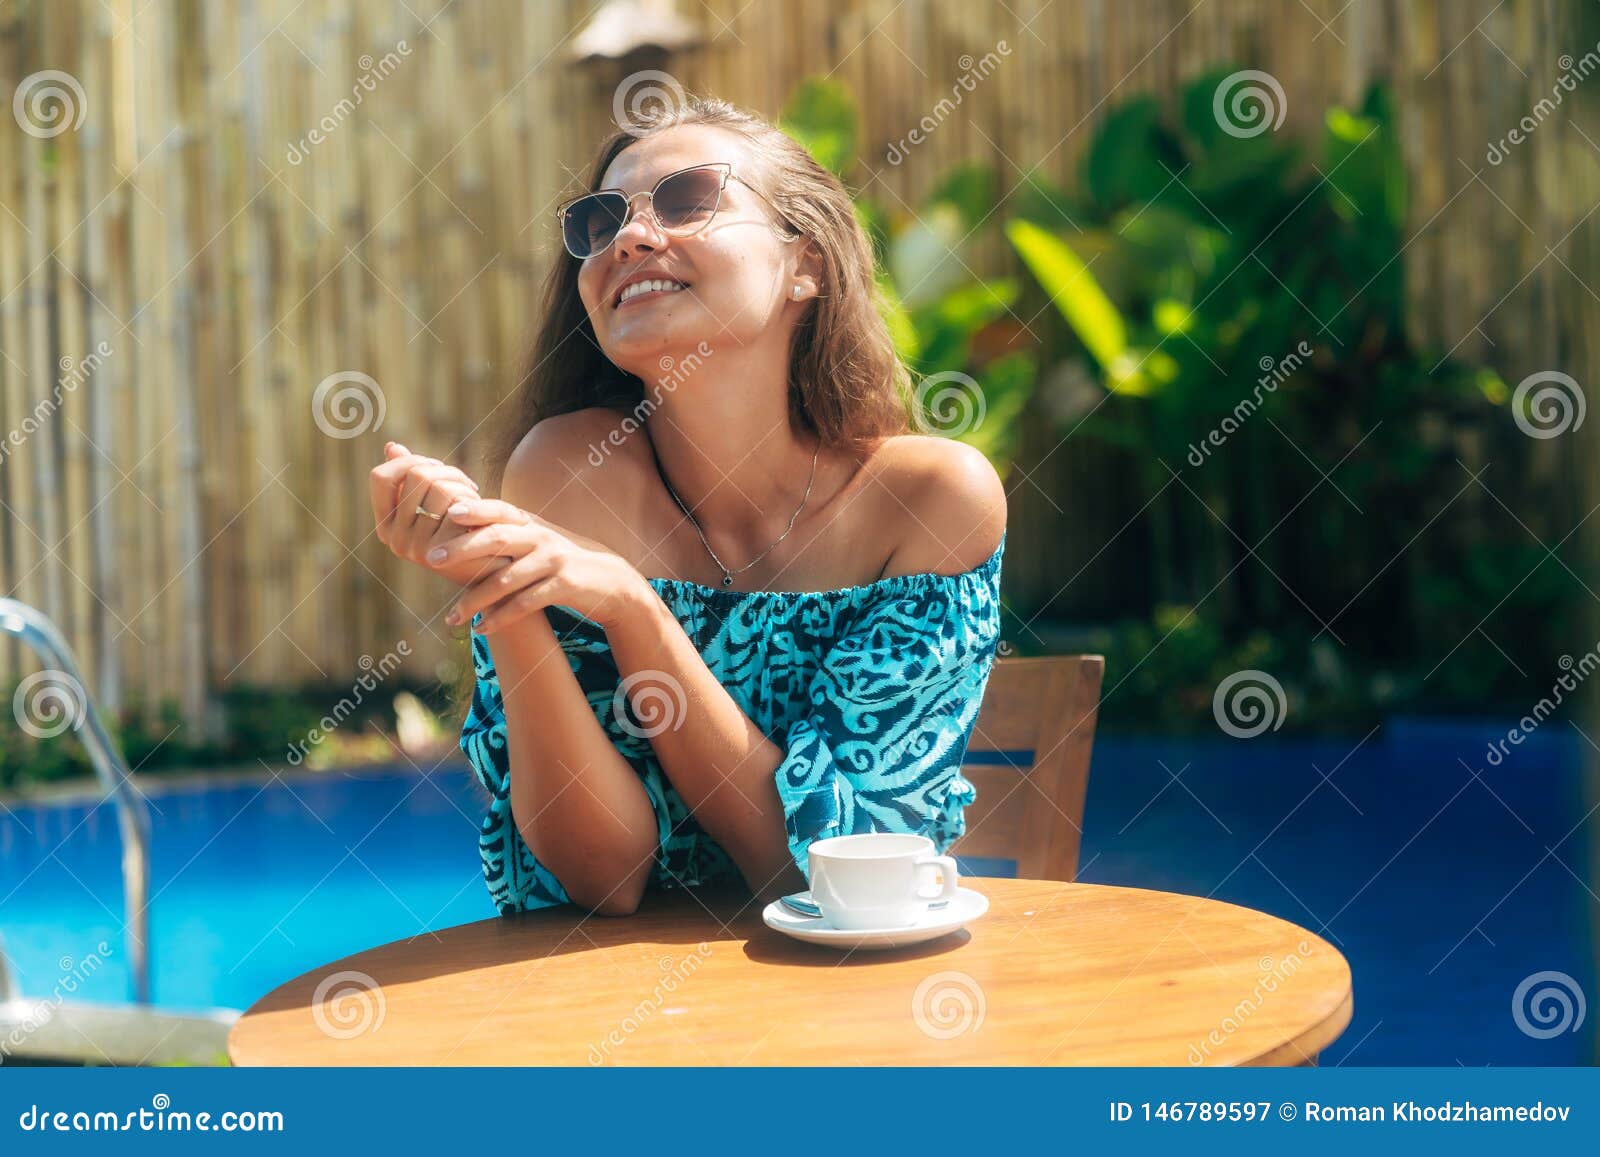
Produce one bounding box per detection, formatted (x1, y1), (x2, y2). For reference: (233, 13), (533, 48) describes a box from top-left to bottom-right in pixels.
(575, 125), (801, 373)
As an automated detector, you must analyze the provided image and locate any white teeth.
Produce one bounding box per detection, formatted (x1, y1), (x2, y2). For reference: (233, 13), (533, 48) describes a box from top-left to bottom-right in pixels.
(617, 278), (687, 306)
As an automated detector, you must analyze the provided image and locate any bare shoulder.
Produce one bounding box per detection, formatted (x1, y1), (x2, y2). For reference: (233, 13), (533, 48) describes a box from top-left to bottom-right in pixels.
(499, 407), (653, 543)
(871, 434), (1008, 578)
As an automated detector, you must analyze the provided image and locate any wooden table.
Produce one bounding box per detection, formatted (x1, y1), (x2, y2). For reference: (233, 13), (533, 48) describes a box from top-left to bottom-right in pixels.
(228, 878), (1353, 1066)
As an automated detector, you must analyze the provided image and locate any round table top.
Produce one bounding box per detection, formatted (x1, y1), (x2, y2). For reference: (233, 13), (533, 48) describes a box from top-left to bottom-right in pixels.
(228, 878), (1353, 1066)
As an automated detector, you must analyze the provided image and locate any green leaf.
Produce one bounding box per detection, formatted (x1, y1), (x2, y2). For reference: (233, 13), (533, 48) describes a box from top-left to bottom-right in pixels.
(929, 277), (1020, 332)
(875, 270), (920, 362)
(1009, 173), (1084, 231)
(779, 78), (859, 177)
(925, 163), (1000, 231)
(910, 279), (1022, 373)
(1107, 347), (1180, 396)
(1084, 96), (1181, 210)
(955, 352), (1036, 471)
(853, 199), (890, 265)
(1180, 66), (1295, 188)
(1005, 218), (1128, 371)
(1324, 104), (1404, 234)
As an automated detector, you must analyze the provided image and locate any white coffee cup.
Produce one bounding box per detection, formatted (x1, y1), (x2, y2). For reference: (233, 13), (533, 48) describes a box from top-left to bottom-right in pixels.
(807, 832), (960, 930)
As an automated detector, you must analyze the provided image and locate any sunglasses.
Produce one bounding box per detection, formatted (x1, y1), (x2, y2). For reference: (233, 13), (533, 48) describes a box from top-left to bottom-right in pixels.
(554, 162), (796, 260)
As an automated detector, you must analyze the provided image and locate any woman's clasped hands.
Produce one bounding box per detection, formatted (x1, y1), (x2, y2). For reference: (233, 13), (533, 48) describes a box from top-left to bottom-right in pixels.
(370, 441), (648, 633)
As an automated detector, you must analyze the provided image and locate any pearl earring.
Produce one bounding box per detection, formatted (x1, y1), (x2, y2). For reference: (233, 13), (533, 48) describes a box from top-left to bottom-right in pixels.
(792, 284), (803, 300)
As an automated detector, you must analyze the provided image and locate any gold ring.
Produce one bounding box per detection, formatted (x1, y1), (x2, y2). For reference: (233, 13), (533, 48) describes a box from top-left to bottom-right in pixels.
(414, 505), (444, 521)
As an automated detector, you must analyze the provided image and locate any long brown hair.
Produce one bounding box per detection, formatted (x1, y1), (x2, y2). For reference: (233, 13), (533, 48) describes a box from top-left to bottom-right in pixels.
(475, 94), (912, 495)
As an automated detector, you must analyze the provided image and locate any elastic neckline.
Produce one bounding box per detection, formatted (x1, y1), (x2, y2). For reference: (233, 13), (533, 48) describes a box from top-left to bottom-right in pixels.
(645, 530), (1005, 603)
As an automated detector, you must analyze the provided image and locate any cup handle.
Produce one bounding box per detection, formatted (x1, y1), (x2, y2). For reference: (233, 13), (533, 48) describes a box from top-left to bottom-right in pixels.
(914, 854), (960, 902)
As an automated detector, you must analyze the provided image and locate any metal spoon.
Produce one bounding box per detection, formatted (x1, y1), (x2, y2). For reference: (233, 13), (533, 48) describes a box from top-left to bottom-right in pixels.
(779, 892), (950, 919)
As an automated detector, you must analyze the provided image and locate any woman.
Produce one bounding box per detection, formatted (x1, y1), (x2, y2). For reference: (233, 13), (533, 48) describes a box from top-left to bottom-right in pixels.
(369, 96), (1006, 918)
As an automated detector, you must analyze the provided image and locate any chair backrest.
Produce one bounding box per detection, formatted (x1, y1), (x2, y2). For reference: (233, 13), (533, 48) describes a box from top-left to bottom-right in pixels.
(947, 655), (1105, 882)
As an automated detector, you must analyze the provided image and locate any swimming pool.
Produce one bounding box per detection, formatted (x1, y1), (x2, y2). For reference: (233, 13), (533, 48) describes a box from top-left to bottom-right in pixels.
(1, 719), (1592, 1065)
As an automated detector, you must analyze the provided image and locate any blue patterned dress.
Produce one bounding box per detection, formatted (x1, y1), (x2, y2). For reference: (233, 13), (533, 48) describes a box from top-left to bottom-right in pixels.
(459, 533), (1005, 914)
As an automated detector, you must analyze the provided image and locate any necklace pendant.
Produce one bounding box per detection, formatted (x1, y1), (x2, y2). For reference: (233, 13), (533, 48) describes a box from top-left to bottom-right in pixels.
(721, 573), (734, 587)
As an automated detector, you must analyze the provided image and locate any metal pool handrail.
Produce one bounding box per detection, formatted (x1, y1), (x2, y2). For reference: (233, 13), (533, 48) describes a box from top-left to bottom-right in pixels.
(0, 598), (152, 1004)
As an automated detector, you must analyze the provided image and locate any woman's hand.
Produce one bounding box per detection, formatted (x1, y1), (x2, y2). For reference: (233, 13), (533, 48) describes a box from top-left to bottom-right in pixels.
(431, 497), (651, 633)
(369, 442), (503, 587)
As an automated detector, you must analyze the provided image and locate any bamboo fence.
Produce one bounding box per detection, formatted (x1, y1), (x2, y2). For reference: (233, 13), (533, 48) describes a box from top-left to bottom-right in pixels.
(0, 0), (1594, 738)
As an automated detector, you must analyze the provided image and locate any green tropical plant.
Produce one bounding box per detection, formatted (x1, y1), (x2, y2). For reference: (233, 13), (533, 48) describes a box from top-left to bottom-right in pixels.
(781, 80), (1036, 470)
(1002, 69), (1573, 717)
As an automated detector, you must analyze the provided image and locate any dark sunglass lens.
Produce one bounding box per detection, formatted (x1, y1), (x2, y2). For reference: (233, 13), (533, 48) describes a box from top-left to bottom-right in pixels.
(653, 169), (723, 229)
(564, 194), (627, 256)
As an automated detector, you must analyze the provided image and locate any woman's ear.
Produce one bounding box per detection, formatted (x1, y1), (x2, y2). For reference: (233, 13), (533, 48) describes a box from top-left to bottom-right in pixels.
(791, 242), (825, 301)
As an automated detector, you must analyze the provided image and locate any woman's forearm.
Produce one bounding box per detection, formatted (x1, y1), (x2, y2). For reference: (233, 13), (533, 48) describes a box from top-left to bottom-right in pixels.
(488, 612), (661, 915)
(605, 587), (807, 903)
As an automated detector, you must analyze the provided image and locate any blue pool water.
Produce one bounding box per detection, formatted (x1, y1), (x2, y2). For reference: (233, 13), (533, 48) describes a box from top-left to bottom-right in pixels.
(0, 718), (1593, 1065)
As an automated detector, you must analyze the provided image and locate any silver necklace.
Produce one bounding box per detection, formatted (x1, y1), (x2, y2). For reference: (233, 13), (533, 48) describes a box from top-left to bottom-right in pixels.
(653, 437), (821, 588)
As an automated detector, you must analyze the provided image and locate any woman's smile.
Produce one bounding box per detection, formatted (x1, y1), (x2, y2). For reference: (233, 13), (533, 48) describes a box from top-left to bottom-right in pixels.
(615, 277), (691, 309)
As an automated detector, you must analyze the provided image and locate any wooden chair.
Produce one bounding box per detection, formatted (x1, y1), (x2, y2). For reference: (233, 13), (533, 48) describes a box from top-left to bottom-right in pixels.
(946, 655), (1106, 882)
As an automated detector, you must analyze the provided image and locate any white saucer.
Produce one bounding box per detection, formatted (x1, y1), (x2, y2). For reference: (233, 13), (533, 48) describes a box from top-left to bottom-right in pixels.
(761, 887), (989, 950)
